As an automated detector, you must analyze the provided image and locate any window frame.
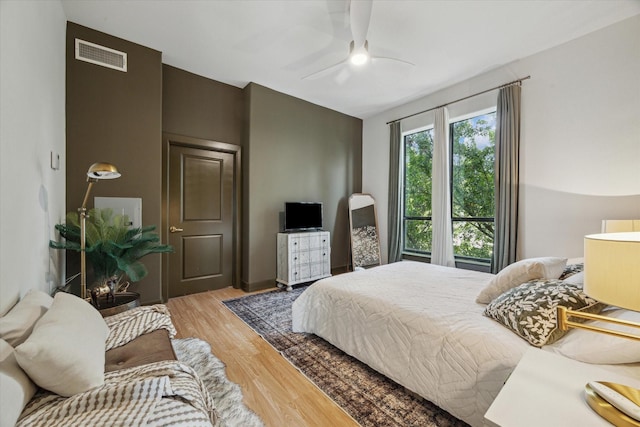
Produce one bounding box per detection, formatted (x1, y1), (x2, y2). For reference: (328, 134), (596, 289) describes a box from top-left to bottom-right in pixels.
(401, 108), (497, 266)
(401, 124), (434, 256)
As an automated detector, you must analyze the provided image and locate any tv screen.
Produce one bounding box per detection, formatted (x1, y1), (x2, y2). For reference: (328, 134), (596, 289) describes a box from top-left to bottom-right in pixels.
(284, 202), (323, 231)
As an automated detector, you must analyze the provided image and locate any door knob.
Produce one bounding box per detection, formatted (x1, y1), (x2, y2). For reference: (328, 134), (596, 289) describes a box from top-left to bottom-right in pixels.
(169, 226), (184, 233)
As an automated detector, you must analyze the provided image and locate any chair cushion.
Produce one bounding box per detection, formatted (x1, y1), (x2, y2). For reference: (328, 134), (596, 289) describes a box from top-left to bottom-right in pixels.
(105, 329), (176, 372)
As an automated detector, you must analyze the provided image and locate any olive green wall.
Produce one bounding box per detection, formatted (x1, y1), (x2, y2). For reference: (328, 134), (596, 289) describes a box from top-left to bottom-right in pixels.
(162, 64), (244, 144)
(66, 22), (163, 304)
(161, 72), (362, 292)
(243, 83), (362, 290)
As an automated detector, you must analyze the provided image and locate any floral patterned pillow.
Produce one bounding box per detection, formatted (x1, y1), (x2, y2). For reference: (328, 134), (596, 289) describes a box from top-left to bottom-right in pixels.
(484, 279), (605, 347)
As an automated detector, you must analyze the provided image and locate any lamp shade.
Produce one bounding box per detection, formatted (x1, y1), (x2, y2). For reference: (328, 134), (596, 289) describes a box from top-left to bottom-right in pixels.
(87, 162), (120, 180)
(584, 232), (640, 311)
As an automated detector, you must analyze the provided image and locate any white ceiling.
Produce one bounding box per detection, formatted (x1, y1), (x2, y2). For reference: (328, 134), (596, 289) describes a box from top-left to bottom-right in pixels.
(61, 0), (640, 119)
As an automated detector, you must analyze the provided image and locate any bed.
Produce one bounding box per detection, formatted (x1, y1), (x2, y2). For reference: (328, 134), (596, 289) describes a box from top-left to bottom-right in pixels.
(291, 260), (640, 427)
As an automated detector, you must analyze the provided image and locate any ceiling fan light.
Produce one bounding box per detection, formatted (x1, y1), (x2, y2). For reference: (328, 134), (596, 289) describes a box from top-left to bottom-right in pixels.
(350, 47), (369, 66)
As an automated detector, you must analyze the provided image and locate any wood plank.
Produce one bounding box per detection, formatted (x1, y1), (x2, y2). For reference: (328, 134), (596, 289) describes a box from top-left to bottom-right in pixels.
(166, 287), (359, 427)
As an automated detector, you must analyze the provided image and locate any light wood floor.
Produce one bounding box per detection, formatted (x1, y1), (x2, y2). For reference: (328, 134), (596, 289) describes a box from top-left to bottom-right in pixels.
(166, 287), (359, 427)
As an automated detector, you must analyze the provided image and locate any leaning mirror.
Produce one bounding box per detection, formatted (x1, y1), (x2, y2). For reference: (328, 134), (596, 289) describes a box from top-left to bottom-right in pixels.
(348, 193), (381, 269)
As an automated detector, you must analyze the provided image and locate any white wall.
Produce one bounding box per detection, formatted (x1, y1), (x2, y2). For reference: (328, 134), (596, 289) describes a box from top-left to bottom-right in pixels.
(0, 0), (67, 315)
(364, 15), (640, 264)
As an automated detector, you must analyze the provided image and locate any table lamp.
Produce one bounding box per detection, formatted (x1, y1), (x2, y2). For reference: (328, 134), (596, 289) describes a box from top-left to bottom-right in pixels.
(557, 232), (640, 426)
(557, 232), (640, 339)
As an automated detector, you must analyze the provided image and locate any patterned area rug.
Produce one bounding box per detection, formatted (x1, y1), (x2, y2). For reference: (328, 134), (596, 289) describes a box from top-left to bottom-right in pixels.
(173, 338), (264, 427)
(223, 287), (468, 427)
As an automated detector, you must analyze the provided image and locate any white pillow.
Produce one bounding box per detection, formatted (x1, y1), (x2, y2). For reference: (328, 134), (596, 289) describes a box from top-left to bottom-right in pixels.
(15, 292), (109, 397)
(563, 271), (584, 286)
(0, 338), (37, 427)
(548, 309), (640, 364)
(476, 257), (567, 304)
(0, 290), (53, 347)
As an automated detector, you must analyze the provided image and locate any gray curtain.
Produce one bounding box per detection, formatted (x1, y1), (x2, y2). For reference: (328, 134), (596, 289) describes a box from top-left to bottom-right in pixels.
(492, 84), (521, 273)
(387, 121), (403, 263)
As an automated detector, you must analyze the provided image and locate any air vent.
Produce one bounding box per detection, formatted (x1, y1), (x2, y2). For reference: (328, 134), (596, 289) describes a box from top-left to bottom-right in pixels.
(75, 39), (127, 72)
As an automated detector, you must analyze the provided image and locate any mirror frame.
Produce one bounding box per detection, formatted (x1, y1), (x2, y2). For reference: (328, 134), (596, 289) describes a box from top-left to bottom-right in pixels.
(348, 193), (381, 269)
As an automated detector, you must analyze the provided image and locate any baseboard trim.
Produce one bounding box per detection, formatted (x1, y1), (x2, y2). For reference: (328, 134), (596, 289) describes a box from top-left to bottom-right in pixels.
(241, 279), (277, 293)
(331, 265), (349, 275)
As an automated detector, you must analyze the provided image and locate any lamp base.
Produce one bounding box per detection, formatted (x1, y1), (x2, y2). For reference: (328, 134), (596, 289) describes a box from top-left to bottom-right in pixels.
(586, 381), (640, 427)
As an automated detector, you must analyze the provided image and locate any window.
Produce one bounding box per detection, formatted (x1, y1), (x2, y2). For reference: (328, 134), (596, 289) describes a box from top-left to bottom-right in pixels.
(402, 110), (496, 263)
(403, 127), (434, 253)
(451, 112), (495, 261)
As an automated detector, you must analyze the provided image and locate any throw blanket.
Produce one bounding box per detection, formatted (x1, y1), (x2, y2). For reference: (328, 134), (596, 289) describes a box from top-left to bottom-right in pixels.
(105, 304), (177, 350)
(17, 305), (216, 427)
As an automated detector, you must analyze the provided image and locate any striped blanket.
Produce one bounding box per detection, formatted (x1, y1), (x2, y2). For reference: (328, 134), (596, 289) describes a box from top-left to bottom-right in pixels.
(17, 305), (216, 427)
(105, 304), (177, 350)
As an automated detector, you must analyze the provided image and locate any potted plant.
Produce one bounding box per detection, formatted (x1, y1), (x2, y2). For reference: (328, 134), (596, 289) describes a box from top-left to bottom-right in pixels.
(50, 208), (173, 300)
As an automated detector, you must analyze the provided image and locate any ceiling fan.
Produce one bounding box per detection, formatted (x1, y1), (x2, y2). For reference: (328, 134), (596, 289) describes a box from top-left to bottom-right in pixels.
(302, 0), (414, 81)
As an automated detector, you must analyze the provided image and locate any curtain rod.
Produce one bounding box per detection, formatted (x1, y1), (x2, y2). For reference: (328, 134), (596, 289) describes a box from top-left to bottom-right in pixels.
(386, 75), (531, 125)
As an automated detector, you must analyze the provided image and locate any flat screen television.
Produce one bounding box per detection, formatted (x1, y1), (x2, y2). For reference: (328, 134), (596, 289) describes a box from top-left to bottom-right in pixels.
(284, 202), (323, 231)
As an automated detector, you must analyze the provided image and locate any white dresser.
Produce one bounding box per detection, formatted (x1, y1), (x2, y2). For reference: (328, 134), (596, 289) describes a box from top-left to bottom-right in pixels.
(276, 231), (331, 291)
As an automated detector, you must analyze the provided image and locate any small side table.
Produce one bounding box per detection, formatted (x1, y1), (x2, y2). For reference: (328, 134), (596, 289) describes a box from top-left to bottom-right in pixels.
(97, 292), (140, 317)
(485, 348), (640, 427)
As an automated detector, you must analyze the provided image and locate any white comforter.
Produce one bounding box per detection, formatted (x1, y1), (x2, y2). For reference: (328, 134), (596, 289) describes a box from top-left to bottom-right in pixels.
(292, 261), (529, 427)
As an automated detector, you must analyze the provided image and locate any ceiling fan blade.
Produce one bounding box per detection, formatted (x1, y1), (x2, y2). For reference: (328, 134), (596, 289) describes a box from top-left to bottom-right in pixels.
(349, 0), (373, 48)
(334, 66), (352, 85)
(302, 57), (348, 80)
(371, 55), (416, 67)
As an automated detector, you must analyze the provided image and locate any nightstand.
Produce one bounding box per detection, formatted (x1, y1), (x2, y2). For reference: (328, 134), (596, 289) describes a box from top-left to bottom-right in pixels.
(97, 292), (140, 317)
(485, 347), (640, 427)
